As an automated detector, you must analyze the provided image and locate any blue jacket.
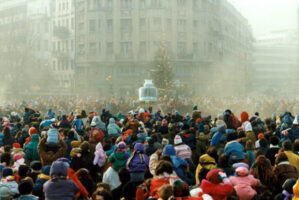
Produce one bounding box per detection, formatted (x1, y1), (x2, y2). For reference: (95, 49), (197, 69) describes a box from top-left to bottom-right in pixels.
(224, 141), (244, 161)
(162, 145), (187, 180)
(127, 143), (149, 173)
(107, 118), (121, 137)
(210, 125), (226, 146)
(73, 118), (84, 132)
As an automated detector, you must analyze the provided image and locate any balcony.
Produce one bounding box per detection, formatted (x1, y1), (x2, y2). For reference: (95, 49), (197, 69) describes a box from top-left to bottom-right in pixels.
(53, 26), (70, 39)
(52, 50), (71, 59)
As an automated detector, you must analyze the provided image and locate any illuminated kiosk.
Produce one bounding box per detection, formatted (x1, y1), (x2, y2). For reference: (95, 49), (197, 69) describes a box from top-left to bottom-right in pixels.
(139, 80), (158, 102)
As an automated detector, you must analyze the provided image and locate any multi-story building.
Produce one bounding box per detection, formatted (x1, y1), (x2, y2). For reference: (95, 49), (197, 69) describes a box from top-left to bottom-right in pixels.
(0, 0), (54, 95)
(250, 30), (298, 95)
(74, 0), (252, 97)
(52, 0), (75, 93)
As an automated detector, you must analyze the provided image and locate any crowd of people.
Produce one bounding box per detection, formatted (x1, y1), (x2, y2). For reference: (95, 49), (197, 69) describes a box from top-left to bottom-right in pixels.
(1, 96), (299, 199)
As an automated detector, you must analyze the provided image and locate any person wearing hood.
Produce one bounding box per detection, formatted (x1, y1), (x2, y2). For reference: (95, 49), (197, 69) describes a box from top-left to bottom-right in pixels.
(210, 125), (227, 146)
(109, 142), (129, 172)
(93, 142), (107, 169)
(108, 118), (121, 138)
(47, 109), (55, 119)
(72, 115), (84, 134)
(240, 122), (256, 144)
(32, 165), (51, 200)
(24, 133), (40, 163)
(126, 143), (149, 184)
(59, 115), (71, 129)
(273, 152), (298, 193)
(224, 132), (244, 164)
(274, 178), (297, 200)
(89, 122), (105, 145)
(288, 115), (299, 142)
(91, 115), (106, 132)
(200, 168), (233, 200)
(43, 161), (79, 200)
(174, 135), (192, 160)
(126, 118), (141, 133)
(229, 166), (260, 200)
(162, 145), (188, 183)
(195, 146), (217, 184)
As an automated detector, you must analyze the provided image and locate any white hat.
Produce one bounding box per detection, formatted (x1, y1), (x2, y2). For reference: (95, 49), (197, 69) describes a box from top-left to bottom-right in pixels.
(91, 121), (96, 126)
(293, 115), (299, 125)
(190, 188), (213, 200)
(174, 135), (183, 145)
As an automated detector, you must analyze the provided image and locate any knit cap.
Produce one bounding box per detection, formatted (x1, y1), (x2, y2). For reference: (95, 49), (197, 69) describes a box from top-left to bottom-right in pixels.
(41, 165), (51, 176)
(206, 169), (223, 184)
(13, 153), (23, 161)
(172, 179), (189, 197)
(174, 135), (183, 145)
(13, 143), (20, 149)
(29, 127), (37, 135)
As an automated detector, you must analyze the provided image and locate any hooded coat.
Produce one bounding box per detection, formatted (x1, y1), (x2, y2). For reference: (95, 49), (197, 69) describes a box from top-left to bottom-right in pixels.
(127, 143), (149, 173)
(195, 154), (217, 184)
(109, 150), (129, 171)
(24, 134), (40, 162)
(162, 145), (187, 181)
(108, 118), (121, 137)
(91, 116), (106, 132)
(93, 142), (107, 168)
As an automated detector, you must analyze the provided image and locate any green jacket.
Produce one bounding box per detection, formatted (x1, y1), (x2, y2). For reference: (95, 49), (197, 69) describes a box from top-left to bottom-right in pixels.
(109, 152), (128, 171)
(24, 134), (40, 161)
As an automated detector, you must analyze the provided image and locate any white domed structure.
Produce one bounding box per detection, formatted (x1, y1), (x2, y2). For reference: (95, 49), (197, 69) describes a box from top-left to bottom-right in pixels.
(139, 80), (158, 102)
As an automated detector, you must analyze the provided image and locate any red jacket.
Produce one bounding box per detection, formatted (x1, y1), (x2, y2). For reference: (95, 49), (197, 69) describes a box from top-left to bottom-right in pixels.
(200, 179), (233, 200)
(68, 168), (88, 199)
(150, 176), (180, 198)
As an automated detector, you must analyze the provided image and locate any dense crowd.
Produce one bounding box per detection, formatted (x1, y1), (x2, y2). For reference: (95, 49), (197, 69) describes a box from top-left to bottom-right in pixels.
(1, 97), (299, 199)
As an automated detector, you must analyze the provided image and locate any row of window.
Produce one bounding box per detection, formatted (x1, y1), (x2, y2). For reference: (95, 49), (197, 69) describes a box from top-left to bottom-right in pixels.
(53, 59), (74, 71)
(53, 40), (74, 52)
(77, 41), (202, 57)
(83, 18), (199, 33)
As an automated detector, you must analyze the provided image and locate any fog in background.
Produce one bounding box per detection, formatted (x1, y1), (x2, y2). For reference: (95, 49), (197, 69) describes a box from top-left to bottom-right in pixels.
(0, 0), (298, 105)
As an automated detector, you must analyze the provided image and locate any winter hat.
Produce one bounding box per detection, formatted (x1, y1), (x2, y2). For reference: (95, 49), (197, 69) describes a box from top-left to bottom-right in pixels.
(117, 141), (127, 151)
(232, 162), (249, 169)
(236, 167), (249, 177)
(275, 152), (289, 164)
(190, 188), (213, 200)
(13, 153), (23, 161)
(71, 140), (81, 148)
(172, 179), (189, 197)
(2, 167), (13, 177)
(18, 180), (33, 195)
(80, 141), (90, 152)
(91, 121), (96, 126)
(283, 178), (297, 193)
(258, 133), (264, 139)
(206, 168), (223, 184)
(294, 115), (299, 125)
(30, 161), (42, 172)
(13, 143), (20, 149)
(41, 165), (51, 176)
(0, 184), (12, 199)
(29, 127), (37, 135)
(50, 161), (68, 176)
(174, 135), (183, 145)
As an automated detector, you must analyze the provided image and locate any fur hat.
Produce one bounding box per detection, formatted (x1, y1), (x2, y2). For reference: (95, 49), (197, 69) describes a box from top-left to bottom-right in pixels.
(206, 169), (223, 184)
(174, 135), (183, 145)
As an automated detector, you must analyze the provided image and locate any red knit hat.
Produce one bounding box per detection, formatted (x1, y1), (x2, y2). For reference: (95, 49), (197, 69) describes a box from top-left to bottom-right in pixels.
(206, 169), (223, 184)
(13, 143), (20, 149)
(29, 127), (37, 135)
(196, 118), (202, 123)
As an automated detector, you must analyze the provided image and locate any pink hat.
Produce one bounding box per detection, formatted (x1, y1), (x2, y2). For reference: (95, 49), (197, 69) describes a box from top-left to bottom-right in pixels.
(13, 153), (23, 161)
(236, 167), (249, 177)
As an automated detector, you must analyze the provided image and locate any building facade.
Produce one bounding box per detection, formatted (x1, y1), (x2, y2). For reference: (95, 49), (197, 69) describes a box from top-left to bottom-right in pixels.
(52, 0), (75, 93)
(74, 0), (253, 97)
(250, 31), (298, 95)
(0, 0), (54, 95)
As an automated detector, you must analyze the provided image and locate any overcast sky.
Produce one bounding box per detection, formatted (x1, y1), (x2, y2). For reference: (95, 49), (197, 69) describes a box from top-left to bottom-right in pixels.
(228, 0), (299, 37)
